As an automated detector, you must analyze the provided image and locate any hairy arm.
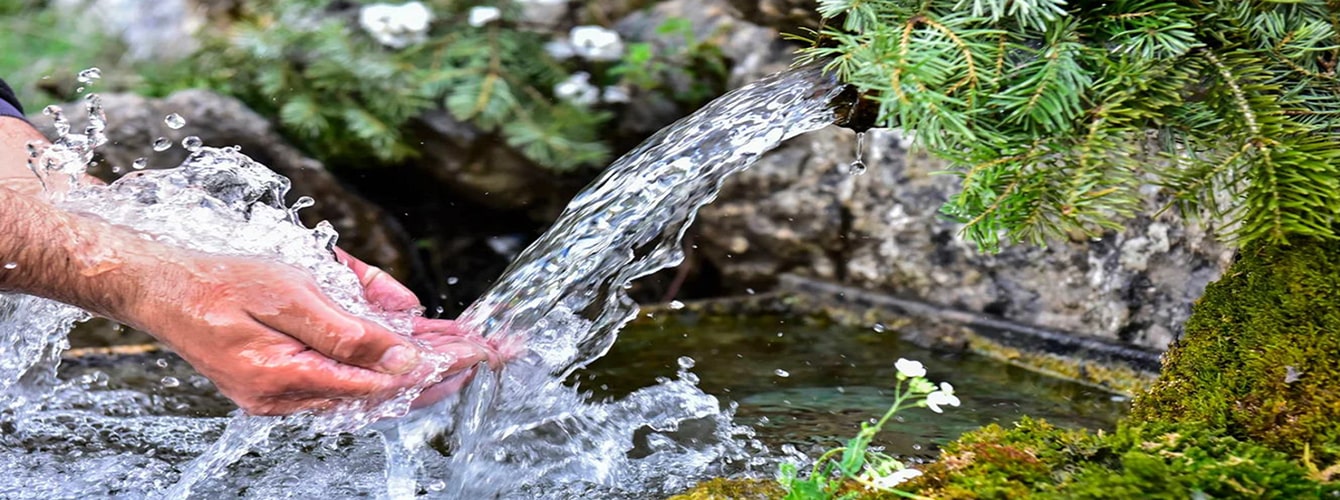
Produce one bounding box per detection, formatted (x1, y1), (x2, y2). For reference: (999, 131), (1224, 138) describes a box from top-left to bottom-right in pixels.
(0, 116), (496, 415)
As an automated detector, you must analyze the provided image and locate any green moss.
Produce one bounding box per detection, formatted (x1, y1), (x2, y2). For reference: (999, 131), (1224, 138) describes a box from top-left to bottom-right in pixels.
(907, 418), (1338, 499)
(668, 478), (785, 499)
(1130, 237), (1340, 463)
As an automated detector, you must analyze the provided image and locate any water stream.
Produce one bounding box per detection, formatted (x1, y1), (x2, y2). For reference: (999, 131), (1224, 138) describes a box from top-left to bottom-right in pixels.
(0, 67), (848, 498)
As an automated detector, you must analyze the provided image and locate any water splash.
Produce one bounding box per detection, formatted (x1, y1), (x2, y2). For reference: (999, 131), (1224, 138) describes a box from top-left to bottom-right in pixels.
(0, 67), (843, 497)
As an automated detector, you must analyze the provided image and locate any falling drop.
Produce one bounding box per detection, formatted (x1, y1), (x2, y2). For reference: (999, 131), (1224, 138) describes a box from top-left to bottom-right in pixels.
(677, 356), (695, 370)
(182, 136), (203, 152)
(872, 323), (886, 333)
(848, 131), (867, 176)
(668, 300), (685, 310)
(848, 160), (866, 176)
(446, 276), (460, 285)
(76, 67), (102, 83)
(155, 358), (169, 368)
(774, 369), (790, 378)
(2, 262), (16, 270)
(132, 157), (147, 170)
(160, 376), (181, 388)
(152, 137), (172, 152)
(164, 113), (186, 130)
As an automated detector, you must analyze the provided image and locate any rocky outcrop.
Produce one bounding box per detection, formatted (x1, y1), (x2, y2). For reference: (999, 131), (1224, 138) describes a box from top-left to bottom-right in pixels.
(38, 90), (414, 279)
(696, 127), (1233, 350)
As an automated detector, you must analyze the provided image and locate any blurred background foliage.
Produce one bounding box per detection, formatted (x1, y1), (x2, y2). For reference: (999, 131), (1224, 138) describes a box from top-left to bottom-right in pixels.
(1, 0), (729, 172)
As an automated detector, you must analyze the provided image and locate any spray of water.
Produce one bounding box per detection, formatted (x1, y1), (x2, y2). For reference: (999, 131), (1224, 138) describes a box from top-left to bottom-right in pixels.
(0, 67), (843, 498)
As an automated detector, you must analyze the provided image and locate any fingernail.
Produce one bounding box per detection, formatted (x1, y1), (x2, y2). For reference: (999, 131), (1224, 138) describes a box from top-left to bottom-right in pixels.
(379, 345), (421, 374)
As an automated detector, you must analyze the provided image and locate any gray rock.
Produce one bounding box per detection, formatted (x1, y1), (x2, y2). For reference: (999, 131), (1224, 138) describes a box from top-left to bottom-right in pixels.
(408, 110), (582, 222)
(697, 127), (1233, 350)
(36, 90), (415, 279)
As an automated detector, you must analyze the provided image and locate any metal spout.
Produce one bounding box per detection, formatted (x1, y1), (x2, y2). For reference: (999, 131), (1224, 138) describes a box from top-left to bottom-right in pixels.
(831, 85), (881, 133)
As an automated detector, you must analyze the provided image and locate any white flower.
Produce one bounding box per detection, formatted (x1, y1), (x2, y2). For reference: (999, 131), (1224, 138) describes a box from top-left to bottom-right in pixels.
(871, 468), (923, 489)
(467, 6), (501, 27)
(569, 25), (624, 61)
(359, 1), (434, 49)
(602, 86), (630, 103)
(554, 72), (599, 107)
(926, 382), (960, 413)
(895, 358), (926, 378)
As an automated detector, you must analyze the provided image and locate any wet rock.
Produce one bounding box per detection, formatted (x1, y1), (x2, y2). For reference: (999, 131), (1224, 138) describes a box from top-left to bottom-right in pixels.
(52, 0), (227, 62)
(696, 128), (1232, 351)
(37, 90), (414, 281)
(724, 0), (822, 33)
(407, 111), (582, 222)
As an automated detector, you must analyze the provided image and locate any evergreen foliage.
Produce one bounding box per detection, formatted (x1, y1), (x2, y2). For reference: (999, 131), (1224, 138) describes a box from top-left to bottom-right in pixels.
(146, 0), (725, 171)
(799, 1), (1340, 250)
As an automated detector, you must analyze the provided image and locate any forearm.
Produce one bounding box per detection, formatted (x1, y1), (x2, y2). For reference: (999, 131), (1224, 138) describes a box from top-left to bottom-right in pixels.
(0, 184), (167, 324)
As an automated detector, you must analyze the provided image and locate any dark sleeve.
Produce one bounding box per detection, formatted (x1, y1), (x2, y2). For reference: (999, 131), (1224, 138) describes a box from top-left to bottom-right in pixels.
(0, 78), (26, 119)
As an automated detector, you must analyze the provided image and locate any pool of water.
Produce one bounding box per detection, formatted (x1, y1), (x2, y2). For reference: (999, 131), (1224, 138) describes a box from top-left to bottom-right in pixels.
(4, 312), (1129, 497)
(580, 313), (1129, 459)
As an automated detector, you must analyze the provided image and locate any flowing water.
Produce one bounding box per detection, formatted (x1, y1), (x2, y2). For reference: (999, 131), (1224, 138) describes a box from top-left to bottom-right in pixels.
(0, 68), (855, 498)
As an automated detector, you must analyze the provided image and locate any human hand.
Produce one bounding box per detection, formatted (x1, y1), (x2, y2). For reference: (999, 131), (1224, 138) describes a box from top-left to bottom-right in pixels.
(335, 248), (510, 408)
(126, 250), (490, 416)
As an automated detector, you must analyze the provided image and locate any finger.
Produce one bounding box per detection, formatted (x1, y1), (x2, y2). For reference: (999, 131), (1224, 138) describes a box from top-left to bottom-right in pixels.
(335, 247), (420, 312)
(284, 349), (405, 398)
(429, 337), (498, 372)
(411, 369), (477, 410)
(412, 317), (471, 337)
(250, 290), (423, 375)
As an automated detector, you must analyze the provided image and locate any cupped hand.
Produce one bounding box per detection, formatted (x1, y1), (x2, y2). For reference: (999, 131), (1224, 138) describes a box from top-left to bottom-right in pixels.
(128, 250), (495, 416)
(336, 248), (512, 408)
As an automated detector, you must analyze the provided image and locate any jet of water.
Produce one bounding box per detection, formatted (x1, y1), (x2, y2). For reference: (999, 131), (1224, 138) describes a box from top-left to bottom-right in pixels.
(0, 66), (846, 498)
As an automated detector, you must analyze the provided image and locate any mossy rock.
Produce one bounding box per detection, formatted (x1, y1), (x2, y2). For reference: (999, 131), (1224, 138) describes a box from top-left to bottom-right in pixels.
(668, 478), (785, 499)
(907, 418), (1338, 499)
(1130, 237), (1340, 462)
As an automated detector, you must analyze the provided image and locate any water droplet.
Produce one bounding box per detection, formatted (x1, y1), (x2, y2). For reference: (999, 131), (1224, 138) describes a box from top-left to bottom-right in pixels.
(848, 131), (868, 176)
(447, 276), (460, 285)
(291, 196), (315, 211)
(164, 113), (186, 129)
(182, 136), (203, 152)
(74, 86), (85, 93)
(668, 300), (685, 310)
(2, 262), (16, 270)
(745, 288), (755, 295)
(160, 376), (180, 388)
(132, 157), (147, 170)
(155, 358), (169, 368)
(774, 369), (790, 378)
(848, 160), (867, 176)
(76, 67), (102, 83)
(776, 331), (784, 337)
(427, 481), (447, 492)
(152, 137), (172, 152)
(872, 323), (886, 333)
(912, 443), (923, 451)
(677, 356), (695, 370)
